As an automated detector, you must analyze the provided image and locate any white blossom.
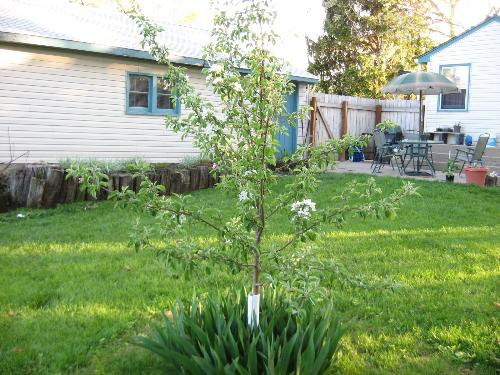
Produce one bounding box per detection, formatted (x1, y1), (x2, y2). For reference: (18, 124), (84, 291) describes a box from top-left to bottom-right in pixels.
(205, 124), (215, 139)
(214, 112), (227, 122)
(179, 214), (187, 225)
(291, 198), (317, 220)
(16, 213), (26, 219)
(233, 82), (243, 92)
(243, 169), (257, 177)
(218, 51), (230, 60)
(239, 190), (250, 202)
(171, 213), (187, 225)
(212, 77), (223, 85)
(209, 63), (224, 74)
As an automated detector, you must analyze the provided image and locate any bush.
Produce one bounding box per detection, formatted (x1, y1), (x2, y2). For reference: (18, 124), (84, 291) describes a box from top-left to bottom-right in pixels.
(137, 290), (342, 374)
(59, 158), (152, 174)
(177, 155), (210, 169)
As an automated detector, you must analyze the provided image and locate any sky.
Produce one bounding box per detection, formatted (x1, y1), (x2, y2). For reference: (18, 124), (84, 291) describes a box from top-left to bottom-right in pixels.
(70, 0), (500, 68)
(140, 0), (500, 69)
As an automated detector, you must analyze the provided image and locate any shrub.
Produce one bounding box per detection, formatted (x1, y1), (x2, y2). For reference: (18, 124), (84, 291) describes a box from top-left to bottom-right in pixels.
(178, 155), (210, 169)
(137, 290), (342, 374)
(375, 119), (399, 132)
(60, 158), (152, 175)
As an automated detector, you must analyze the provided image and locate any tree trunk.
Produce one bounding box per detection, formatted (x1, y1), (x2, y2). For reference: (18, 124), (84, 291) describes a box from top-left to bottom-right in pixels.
(252, 252), (260, 295)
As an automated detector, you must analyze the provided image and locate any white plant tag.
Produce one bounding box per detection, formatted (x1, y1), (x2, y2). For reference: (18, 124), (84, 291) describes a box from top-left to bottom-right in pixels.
(247, 293), (260, 327)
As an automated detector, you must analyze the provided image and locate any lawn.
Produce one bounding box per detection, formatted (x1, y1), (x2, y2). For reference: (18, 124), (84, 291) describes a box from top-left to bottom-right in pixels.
(0, 173), (498, 374)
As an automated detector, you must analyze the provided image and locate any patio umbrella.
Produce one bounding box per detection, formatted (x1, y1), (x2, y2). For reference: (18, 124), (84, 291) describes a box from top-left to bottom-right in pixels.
(382, 72), (459, 133)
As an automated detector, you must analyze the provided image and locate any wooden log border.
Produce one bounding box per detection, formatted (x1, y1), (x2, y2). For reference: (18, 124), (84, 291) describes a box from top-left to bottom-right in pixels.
(6, 163), (218, 211)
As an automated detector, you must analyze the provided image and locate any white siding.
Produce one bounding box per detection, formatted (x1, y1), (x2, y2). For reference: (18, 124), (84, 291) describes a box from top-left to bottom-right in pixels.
(424, 20), (500, 143)
(0, 44), (309, 163)
(297, 83), (313, 145)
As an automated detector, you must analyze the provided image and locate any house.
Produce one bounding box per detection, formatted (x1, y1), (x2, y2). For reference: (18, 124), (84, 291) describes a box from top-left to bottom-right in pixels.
(0, 0), (317, 164)
(418, 15), (500, 145)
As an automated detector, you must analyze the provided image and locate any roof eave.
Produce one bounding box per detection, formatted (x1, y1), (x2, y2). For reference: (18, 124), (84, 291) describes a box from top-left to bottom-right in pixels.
(0, 31), (205, 67)
(417, 15), (500, 64)
(0, 31), (318, 83)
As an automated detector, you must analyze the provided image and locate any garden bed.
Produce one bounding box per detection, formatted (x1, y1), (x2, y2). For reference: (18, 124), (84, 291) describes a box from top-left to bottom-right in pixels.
(5, 161), (217, 211)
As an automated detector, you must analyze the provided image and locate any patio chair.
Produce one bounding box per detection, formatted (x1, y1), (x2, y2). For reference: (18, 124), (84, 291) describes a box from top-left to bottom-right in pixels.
(371, 130), (404, 175)
(402, 128), (419, 141)
(452, 133), (490, 175)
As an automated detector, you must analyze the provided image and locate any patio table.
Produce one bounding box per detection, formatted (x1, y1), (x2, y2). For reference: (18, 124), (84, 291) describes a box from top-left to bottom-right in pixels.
(400, 139), (443, 176)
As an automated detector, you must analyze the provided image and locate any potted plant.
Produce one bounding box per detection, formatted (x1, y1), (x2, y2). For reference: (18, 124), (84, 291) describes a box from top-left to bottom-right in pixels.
(464, 163), (489, 187)
(486, 171), (498, 187)
(444, 159), (458, 182)
(376, 119), (399, 133)
(376, 119), (400, 144)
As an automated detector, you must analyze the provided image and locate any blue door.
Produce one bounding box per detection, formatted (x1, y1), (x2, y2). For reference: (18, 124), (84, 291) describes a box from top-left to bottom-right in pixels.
(276, 84), (298, 157)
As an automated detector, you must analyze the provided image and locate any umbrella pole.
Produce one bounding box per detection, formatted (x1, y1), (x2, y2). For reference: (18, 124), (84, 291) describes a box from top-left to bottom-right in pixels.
(418, 89), (423, 134)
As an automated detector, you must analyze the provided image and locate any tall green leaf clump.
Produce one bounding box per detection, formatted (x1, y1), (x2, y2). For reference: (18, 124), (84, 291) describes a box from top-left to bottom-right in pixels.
(137, 290), (342, 374)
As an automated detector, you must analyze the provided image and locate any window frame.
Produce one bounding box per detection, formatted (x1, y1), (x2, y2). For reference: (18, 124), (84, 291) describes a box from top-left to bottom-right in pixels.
(438, 63), (471, 112)
(126, 72), (181, 116)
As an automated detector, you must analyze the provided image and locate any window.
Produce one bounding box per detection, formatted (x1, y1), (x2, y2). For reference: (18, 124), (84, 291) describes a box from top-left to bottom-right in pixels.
(128, 75), (149, 108)
(126, 73), (180, 115)
(439, 64), (470, 111)
(156, 78), (175, 110)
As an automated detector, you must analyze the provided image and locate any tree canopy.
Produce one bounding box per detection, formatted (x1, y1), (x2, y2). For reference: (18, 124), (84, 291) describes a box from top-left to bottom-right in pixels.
(308, 0), (434, 98)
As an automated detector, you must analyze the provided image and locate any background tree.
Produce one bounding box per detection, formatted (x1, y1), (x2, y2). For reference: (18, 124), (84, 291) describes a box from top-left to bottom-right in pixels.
(427, 0), (462, 38)
(307, 0), (434, 98)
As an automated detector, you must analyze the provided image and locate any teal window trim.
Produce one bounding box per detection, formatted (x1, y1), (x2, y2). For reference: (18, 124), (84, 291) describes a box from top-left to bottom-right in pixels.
(126, 72), (181, 116)
(290, 81), (299, 154)
(437, 63), (471, 112)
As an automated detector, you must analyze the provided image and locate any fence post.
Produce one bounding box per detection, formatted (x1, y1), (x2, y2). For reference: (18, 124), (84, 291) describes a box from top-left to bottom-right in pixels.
(421, 104), (425, 133)
(310, 96), (317, 145)
(341, 101), (348, 137)
(375, 104), (382, 128)
(340, 100), (348, 160)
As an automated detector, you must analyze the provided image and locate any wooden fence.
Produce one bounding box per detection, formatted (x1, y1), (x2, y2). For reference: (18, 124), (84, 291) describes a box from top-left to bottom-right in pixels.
(304, 93), (421, 146)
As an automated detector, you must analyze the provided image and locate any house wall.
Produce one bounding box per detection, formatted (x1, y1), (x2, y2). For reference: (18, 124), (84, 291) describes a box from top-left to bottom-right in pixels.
(0, 43), (310, 163)
(424, 20), (500, 143)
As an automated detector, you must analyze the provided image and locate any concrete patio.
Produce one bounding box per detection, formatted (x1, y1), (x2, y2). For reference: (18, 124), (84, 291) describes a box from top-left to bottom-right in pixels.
(330, 144), (500, 185)
(332, 160), (468, 183)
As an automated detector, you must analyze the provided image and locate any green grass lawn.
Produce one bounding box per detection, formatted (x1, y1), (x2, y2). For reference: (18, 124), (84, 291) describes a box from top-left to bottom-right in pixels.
(0, 173), (498, 374)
